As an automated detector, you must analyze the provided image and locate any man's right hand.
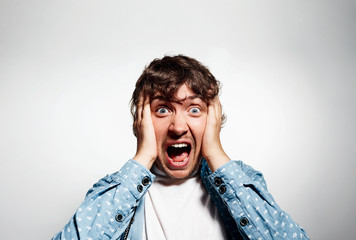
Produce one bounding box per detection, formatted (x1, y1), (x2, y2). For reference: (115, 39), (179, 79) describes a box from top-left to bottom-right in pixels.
(133, 96), (157, 170)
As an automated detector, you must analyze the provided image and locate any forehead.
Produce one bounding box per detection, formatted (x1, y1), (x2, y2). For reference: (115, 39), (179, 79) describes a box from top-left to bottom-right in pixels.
(151, 84), (203, 104)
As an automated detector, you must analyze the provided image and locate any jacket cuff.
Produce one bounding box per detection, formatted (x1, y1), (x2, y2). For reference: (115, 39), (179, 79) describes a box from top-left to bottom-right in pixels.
(113, 159), (156, 200)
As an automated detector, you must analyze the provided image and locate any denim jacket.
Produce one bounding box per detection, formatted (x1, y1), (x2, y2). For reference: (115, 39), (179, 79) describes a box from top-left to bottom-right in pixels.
(53, 159), (309, 240)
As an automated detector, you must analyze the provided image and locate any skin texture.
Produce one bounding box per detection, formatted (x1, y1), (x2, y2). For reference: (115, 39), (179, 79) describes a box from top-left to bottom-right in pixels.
(133, 84), (230, 178)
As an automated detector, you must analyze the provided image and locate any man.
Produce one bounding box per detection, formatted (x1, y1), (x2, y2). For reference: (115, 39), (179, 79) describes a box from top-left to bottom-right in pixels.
(53, 55), (309, 239)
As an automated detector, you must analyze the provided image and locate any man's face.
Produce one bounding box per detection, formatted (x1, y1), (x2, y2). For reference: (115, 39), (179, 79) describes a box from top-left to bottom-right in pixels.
(150, 84), (207, 178)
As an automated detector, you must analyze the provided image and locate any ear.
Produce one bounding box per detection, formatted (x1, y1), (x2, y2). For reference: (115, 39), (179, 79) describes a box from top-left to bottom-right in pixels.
(221, 113), (226, 129)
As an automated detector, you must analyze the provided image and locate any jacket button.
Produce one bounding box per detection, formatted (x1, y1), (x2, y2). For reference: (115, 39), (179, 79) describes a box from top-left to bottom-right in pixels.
(142, 176), (150, 186)
(240, 217), (249, 226)
(218, 185), (226, 194)
(137, 184), (143, 192)
(214, 177), (223, 187)
(115, 214), (123, 222)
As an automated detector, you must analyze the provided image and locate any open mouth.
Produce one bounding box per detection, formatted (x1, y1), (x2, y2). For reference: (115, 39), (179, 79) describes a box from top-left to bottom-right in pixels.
(166, 143), (191, 166)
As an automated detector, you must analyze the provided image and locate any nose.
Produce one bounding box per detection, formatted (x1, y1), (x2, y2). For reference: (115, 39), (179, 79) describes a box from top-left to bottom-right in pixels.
(168, 113), (188, 137)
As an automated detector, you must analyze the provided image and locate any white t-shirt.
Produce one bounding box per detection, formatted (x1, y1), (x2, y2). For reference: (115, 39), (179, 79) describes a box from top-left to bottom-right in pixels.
(143, 166), (227, 240)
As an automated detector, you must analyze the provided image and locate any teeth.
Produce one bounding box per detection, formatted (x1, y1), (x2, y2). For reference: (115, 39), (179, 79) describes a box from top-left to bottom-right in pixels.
(170, 143), (188, 148)
(172, 157), (189, 164)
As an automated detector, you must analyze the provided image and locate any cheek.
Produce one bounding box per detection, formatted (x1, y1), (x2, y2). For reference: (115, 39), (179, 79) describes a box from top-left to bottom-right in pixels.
(152, 117), (170, 140)
(189, 117), (207, 141)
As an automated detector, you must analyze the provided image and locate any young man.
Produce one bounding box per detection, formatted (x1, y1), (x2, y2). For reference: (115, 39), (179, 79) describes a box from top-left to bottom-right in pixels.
(53, 55), (309, 239)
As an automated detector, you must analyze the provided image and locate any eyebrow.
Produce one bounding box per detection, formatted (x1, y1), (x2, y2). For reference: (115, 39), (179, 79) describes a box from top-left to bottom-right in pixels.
(151, 95), (201, 104)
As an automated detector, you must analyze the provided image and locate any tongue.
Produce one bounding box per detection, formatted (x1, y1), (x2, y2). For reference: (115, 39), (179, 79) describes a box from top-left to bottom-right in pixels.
(170, 151), (188, 162)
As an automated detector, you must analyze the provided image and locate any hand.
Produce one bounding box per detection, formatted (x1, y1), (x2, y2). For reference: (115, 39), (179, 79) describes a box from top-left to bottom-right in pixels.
(133, 96), (157, 169)
(202, 97), (230, 172)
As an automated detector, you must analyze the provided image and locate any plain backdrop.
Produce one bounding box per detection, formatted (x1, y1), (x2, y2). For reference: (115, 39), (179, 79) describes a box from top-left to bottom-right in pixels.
(0, 0), (355, 239)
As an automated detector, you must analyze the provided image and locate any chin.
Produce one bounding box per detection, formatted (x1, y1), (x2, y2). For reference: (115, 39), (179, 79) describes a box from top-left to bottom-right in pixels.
(165, 168), (195, 179)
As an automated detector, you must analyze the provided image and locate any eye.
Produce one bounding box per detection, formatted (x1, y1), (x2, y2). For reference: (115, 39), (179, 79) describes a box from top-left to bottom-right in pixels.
(156, 107), (170, 115)
(189, 107), (201, 114)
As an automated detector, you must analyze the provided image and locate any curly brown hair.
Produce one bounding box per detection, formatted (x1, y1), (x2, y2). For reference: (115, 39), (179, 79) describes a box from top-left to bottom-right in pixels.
(130, 55), (225, 136)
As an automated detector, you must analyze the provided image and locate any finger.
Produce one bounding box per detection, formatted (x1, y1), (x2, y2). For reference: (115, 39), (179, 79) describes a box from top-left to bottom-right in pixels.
(211, 97), (223, 129)
(218, 98), (223, 126)
(135, 96), (145, 138)
(137, 95), (144, 123)
(208, 97), (220, 119)
(142, 96), (151, 123)
(213, 97), (221, 117)
(207, 102), (217, 128)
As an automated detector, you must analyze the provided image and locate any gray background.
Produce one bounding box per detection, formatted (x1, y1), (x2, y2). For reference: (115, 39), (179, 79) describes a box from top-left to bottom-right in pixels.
(0, 0), (355, 239)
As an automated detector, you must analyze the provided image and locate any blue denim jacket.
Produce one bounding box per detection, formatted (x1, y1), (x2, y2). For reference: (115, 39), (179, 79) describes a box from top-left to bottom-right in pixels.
(53, 159), (309, 239)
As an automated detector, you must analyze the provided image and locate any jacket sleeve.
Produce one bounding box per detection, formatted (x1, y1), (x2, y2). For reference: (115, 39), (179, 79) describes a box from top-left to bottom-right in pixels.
(52, 159), (155, 240)
(201, 160), (309, 240)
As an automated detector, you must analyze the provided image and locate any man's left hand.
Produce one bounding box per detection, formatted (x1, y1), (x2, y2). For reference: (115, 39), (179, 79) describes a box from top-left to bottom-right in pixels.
(202, 96), (230, 172)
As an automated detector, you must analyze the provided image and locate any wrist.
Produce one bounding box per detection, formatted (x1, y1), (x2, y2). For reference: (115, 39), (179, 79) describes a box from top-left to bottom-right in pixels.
(133, 153), (156, 170)
(203, 149), (230, 172)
